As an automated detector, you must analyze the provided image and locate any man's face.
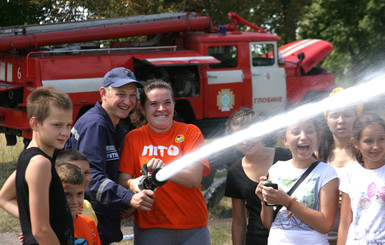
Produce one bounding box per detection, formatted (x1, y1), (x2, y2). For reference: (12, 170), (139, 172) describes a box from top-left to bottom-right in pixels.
(101, 83), (137, 126)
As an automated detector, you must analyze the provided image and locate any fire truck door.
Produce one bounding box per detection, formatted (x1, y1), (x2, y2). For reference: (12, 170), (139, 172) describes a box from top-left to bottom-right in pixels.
(250, 42), (286, 115)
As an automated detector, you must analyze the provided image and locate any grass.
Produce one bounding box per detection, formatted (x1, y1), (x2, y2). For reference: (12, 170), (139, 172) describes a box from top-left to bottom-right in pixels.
(0, 134), (23, 233)
(0, 134), (232, 243)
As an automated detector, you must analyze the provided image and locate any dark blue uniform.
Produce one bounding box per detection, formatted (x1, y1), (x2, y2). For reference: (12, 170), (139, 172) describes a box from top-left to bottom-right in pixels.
(67, 102), (134, 244)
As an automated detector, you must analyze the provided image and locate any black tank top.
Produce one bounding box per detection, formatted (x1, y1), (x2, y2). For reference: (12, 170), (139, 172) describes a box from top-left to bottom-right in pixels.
(16, 147), (74, 245)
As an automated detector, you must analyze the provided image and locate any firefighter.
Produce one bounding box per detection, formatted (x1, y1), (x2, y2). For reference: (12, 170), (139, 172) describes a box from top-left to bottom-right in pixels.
(67, 67), (155, 245)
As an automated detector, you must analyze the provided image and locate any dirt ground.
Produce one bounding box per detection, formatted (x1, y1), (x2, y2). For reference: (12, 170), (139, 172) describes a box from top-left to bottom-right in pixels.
(0, 231), (19, 245)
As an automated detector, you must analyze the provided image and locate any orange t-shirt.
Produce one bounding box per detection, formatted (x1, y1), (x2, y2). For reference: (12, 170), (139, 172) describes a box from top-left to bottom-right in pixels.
(119, 122), (210, 229)
(74, 214), (101, 245)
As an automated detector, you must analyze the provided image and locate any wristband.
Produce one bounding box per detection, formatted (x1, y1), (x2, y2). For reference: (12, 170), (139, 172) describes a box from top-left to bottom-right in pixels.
(287, 197), (296, 211)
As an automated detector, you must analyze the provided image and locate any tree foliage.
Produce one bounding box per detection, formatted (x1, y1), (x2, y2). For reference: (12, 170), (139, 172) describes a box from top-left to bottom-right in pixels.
(299, 0), (385, 85)
(1, 0), (312, 45)
(0, 0), (53, 26)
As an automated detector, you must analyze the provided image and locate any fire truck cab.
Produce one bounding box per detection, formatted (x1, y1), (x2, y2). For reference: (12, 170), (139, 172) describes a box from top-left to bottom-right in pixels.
(0, 12), (334, 144)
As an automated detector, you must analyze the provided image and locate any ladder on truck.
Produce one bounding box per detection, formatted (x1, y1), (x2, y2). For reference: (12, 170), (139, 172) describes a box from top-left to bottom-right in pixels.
(0, 12), (210, 50)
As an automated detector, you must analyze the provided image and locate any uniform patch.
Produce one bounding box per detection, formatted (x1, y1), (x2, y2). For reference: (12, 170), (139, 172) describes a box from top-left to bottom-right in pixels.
(175, 134), (184, 143)
(106, 145), (119, 161)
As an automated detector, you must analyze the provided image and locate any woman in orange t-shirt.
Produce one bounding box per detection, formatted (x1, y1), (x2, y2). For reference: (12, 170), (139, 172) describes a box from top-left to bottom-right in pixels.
(118, 79), (210, 245)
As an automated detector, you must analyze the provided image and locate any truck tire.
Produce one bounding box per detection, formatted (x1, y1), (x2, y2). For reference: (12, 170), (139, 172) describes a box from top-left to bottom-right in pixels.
(204, 176), (227, 209)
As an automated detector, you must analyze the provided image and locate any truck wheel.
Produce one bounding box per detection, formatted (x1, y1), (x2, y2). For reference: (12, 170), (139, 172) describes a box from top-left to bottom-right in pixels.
(204, 176), (227, 209)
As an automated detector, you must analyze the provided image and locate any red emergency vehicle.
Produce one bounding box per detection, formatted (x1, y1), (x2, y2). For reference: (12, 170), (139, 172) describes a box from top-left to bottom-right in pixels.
(0, 12), (334, 144)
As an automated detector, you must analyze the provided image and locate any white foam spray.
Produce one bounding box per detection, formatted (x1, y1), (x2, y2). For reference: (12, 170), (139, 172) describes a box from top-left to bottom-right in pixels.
(156, 74), (385, 182)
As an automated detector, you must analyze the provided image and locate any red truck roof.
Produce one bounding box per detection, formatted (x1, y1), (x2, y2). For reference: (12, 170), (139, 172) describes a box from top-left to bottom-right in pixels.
(279, 39), (333, 73)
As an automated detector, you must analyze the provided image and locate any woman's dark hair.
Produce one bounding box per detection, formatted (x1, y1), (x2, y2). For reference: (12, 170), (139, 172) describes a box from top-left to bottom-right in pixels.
(352, 113), (385, 164)
(130, 79), (174, 128)
(317, 116), (335, 162)
(225, 107), (259, 133)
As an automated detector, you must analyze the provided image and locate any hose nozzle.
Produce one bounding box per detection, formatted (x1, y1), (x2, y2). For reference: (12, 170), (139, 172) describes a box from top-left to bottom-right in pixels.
(138, 164), (168, 191)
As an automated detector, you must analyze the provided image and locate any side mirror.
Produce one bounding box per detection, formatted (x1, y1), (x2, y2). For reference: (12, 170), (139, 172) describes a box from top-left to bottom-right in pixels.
(297, 51), (305, 62)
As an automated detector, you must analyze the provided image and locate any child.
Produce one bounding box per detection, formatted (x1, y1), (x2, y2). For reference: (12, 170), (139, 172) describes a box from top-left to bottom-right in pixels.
(56, 163), (101, 245)
(56, 149), (98, 225)
(224, 108), (291, 245)
(256, 119), (339, 244)
(337, 113), (385, 244)
(15, 87), (74, 244)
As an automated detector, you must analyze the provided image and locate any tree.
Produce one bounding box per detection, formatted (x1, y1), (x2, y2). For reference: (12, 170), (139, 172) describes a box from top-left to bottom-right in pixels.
(0, 0), (54, 26)
(298, 0), (385, 85)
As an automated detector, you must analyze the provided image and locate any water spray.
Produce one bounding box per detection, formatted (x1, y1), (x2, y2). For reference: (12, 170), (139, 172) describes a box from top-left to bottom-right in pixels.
(153, 74), (385, 183)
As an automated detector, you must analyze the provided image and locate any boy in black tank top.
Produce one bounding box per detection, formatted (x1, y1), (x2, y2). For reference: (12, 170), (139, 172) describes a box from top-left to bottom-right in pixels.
(15, 87), (74, 245)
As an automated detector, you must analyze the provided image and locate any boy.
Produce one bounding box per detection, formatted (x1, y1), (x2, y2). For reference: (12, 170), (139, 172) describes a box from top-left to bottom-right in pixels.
(15, 87), (74, 245)
(56, 163), (101, 245)
(56, 149), (98, 225)
(0, 148), (98, 225)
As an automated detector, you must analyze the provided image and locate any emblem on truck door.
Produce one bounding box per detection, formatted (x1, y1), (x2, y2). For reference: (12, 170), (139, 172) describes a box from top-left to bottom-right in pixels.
(217, 89), (235, 112)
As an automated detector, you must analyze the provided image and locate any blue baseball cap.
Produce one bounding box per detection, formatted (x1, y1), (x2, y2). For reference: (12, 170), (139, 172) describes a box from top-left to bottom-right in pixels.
(102, 67), (143, 88)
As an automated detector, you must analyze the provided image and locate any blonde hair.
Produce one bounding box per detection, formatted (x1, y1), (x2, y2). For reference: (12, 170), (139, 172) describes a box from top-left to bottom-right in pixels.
(324, 87), (363, 118)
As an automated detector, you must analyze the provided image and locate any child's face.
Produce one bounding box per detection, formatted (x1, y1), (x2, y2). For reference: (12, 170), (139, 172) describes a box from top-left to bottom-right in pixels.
(35, 107), (72, 150)
(353, 123), (385, 165)
(327, 108), (356, 139)
(284, 121), (317, 160)
(70, 160), (91, 188)
(231, 125), (261, 155)
(63, 183), (84, 220)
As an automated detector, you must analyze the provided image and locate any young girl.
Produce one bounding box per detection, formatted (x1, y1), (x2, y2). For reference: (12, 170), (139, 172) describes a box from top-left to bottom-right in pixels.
(224, 108), (291, 245)
(317, 87), (362, 243)
(256, 119), (339, 245)
(337, 113), (385, 244)
(318, 87), (362, 178)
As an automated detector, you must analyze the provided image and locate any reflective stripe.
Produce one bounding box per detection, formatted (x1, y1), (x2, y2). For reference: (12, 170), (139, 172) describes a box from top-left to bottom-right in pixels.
(7, 63), (12, 82)
(0, 62), (5, 81)
(97, 179), (113, 202)
(71, 127), (80, 141)
(281, 39), (320, 58)
(41, 77), (103, 93)
(106, 145), (116, 151)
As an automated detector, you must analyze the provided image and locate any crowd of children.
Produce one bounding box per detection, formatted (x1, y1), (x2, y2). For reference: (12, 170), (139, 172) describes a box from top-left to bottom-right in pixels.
(0, 71), (385, 245)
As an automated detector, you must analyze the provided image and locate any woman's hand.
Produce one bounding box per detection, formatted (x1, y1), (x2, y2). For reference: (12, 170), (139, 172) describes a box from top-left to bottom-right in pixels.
(255, 176), (268, 200)
(262, 186), (291, 207)
(257, 177), (291, 207)
(146, 158), (165, 172)
(128, 176), (144, 193)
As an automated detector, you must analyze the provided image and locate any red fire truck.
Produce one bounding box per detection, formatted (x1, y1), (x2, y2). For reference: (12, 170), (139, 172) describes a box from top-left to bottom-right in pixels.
(0, 12), (334, 145)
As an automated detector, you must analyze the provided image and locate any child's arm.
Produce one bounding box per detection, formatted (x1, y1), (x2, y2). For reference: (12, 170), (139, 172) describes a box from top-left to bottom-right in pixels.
(0, 170), (19, 218)
(256, 176), (275, 229)
(231, 198), (247, 245)
(278, 178), (339, 233)
(26, 155), (61, 245)
(337, 192), (352, 245)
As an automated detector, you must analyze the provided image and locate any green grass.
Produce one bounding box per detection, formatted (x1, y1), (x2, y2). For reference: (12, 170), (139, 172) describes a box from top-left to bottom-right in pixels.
(0, 135), (23, 233)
